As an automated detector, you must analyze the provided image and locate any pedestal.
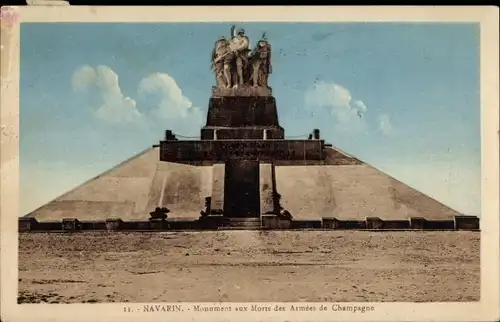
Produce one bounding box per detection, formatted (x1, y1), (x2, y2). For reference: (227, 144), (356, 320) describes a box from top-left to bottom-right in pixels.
(322, 217), (339, 229)
(62, 218), (82, 231)
(158, 85), (326, 222)
(149, 218), (169, 230)
(105, 219), (123, 231)
(366, 217), (383, 229)
(19, 217), (38, 232)
(198, 215), (229, 229)
(212, 85), (272, 97)
(454, 215), (479, 230)
(201, 95), (285, 140)
(410, 217), (426, 229)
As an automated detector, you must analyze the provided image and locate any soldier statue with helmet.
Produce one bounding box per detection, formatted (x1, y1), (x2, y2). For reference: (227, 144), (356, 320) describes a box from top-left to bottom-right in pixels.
(249, 32), (272, 87)
(212, 25), (271, 90)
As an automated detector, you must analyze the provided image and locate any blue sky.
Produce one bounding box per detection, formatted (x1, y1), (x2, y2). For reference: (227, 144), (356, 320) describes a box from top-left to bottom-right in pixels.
(20, 22), (480, 216)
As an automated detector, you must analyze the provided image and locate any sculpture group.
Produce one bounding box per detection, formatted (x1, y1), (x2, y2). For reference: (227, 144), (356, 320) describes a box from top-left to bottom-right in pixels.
(211, 26), (272, 89)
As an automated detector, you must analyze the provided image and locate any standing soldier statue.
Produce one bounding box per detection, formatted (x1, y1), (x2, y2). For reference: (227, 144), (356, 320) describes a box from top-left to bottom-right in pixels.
(249, 32), (272, 87)
(212, 25), (250, 88)
(229, 26), (250, 88)
(211, 36), (232, 88)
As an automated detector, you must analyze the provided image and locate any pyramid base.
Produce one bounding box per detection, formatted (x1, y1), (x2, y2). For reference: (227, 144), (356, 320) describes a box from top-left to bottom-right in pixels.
(18, 215), (479, 233)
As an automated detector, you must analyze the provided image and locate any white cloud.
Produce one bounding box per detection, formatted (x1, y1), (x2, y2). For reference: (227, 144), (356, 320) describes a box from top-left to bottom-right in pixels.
(71, 66), (203, 133)
(305, 81), (368, 133)
(72, 65), (143, 124)
(378, 114), (393, 135)
(138, 73), (196, 120)
(71, 65), (96, 91)
(352, 100), (367, 113)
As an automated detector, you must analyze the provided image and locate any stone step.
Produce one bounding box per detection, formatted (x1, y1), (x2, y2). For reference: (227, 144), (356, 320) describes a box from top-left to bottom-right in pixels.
(228, 217), (261, 221)
(228, 222), (262, 227)
(220, 226), (263, 231)
(227, 217), (262, 228)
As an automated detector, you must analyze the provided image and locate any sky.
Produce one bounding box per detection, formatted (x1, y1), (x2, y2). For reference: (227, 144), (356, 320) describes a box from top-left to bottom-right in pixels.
(20, 22), (481, 216)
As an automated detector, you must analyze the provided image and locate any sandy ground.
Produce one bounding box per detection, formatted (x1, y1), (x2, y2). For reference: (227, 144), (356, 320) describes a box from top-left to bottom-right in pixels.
(18, 230), (480, 303)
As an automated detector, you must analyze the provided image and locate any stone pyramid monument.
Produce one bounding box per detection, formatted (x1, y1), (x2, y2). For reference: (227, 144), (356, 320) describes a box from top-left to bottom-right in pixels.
(23, 26), (477, 231)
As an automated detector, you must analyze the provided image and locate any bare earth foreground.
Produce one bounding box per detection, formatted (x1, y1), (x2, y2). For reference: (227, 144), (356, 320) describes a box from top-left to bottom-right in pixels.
(18, 231), (479, 303)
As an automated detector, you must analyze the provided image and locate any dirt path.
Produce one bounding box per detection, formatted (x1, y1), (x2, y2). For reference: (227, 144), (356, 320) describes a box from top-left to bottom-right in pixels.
(18, 230), (480, 303)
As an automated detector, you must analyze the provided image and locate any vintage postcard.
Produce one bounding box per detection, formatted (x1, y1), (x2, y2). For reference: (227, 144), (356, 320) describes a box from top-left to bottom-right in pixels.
(1, 5), (499, 322)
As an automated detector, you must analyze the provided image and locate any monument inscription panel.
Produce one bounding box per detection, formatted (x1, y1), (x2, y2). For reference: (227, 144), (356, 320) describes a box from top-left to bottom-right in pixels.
(160, 140), (325, 162)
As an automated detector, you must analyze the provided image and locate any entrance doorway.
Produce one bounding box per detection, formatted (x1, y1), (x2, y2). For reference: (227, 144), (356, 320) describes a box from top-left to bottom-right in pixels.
(224, 160), (260, 217)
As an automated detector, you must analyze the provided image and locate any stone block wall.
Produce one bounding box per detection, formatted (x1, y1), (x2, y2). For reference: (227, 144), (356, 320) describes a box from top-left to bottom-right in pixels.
(205, 96), (280, 127)
(18, 215), (479, 232)
(160, 139), (325, 162)
(200, 126), (284, 140)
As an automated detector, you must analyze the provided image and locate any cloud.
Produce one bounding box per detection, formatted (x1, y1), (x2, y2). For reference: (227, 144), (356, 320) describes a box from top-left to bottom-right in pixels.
(305, 81), (368, 133)
(378, 114), (393, 135)
(72, 65), (143, 124)
(138, 73), (196, 120)
(352, 100), (368, 113)
(71, 65), (97, 91)
(72, 66), (203, 130)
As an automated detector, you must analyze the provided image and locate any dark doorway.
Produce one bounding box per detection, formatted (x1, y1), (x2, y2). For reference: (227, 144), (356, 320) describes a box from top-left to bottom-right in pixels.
(224, 160), (260, 217)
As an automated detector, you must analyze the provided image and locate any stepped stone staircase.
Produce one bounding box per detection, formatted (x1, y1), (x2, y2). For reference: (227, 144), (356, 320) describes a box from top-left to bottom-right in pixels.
(224, 218), (263, 230)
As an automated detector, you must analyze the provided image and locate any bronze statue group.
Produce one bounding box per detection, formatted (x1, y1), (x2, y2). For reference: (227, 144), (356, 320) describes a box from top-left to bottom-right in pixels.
(211, 26), (272, 89)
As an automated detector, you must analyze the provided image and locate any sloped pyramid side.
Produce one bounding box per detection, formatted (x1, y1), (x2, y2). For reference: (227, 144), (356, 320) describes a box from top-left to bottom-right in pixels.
(27, 145), (463, 222)
(26, 147), (213, 221)
(275, 147), (462, 220)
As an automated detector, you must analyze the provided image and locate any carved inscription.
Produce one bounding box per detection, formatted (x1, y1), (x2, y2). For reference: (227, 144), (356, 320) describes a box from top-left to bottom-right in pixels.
(160, 140), (324, 162)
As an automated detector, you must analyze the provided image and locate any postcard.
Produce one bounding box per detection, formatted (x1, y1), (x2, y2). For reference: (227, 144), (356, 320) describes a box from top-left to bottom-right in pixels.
(1, 5), (498, 322)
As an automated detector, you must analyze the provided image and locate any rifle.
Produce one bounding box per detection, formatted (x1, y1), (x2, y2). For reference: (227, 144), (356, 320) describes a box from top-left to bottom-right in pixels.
(214, 51), (231, 64)
(214, 47), (251, 64)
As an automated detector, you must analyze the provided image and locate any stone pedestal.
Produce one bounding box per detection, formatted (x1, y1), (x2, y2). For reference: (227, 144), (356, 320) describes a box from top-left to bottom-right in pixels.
(199, 214), (229, 229)
(277, 217), (291, 229)
(410, 217), (426, 229)
(105, 219), (123, 231)
(201, 95), (285, 141)
(149, 218), (169, 230)
(212, 85), (272, 97)
(62, 218), (82, 231)
(19, 217), (38, 232)
(158, 85), (326, 222)
(322, 217), (339, 229)
(262, 214), (278, 229)
(366, 217), (384, 229)
(261, 214), (291, 229)
(454, 215), (479, 230)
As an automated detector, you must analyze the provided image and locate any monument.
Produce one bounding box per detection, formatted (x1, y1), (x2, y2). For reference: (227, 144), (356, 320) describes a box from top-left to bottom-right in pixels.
(20, 26), (478, 232)
(161, 26), (325, 223)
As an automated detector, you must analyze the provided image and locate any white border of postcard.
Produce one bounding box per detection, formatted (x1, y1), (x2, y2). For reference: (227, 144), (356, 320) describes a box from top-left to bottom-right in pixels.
(1, 5), (499, 322)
